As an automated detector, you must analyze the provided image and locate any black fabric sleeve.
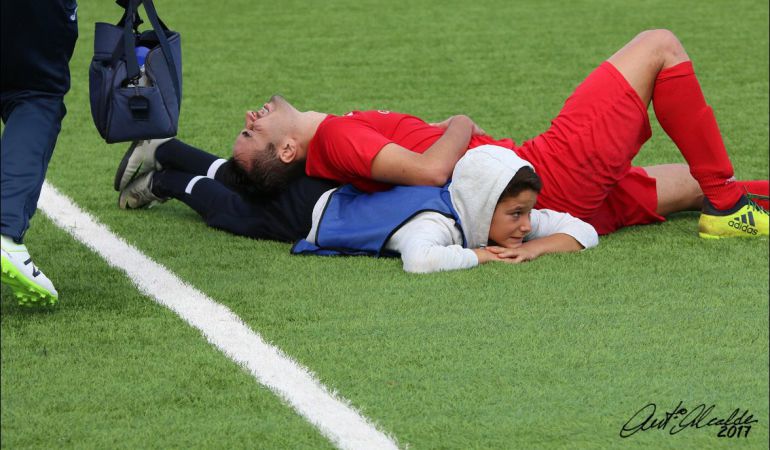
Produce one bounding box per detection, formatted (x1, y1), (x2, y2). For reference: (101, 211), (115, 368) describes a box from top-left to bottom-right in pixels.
(154, 169), (338, 242)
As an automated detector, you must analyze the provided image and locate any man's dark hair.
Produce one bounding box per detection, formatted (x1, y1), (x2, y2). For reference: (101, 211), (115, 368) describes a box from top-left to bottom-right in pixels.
(497, 166), (542, 203)
(219, 145), (305, 197)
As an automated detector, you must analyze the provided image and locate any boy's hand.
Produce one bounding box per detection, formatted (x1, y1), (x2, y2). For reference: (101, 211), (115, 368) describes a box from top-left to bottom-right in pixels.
(473, 245), (539, 265)
(472, 247), (499, 264)
(485, 245), (539, 264)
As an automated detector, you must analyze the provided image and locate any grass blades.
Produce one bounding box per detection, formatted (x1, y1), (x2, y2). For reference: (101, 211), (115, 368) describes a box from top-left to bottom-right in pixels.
(2, 0), (768, 448)
(1, 216), (334, 449)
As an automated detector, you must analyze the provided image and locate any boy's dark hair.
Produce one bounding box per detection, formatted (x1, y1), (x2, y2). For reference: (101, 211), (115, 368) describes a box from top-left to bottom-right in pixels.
(218, 152), (305, 198)
(497, 166), (542, 203)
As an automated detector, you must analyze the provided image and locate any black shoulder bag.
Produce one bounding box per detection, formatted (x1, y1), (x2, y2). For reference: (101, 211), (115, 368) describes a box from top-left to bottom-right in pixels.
(89, 0), (182, 143)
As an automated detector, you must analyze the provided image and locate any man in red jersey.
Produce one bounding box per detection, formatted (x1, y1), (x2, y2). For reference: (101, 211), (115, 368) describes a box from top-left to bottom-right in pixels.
(233, 103), (492, 194)
(120, 29), (769, 238)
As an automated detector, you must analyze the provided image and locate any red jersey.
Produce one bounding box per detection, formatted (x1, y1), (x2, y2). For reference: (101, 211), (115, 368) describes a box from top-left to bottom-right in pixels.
(306, 110), (515, 192)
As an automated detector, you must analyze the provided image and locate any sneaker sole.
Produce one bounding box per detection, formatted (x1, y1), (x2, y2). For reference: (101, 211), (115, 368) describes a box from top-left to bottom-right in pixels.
(118, 195), (159, 210)
(698, 230), (765, 239)
(1, 254), (58, 307)
(114, 141), (141, 192)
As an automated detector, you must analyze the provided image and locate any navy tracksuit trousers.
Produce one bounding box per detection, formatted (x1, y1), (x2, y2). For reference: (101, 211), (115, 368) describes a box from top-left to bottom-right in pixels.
(1, 0), (78, 243)
(152, 139), (338, 243)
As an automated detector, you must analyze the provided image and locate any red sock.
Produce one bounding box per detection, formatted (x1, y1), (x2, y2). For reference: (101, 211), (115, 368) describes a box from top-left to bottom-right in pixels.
(652, 61), (743, 210)
(738, 180), (769, 209)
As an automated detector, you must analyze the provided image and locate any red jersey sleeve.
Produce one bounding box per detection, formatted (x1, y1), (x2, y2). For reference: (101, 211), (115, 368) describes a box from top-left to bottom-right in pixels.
(305, 110), (517, 192)
(306, 114), (392, 186)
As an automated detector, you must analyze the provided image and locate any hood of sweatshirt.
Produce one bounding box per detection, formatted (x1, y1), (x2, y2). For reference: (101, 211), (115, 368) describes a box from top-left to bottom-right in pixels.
(448, 145), (534, 249)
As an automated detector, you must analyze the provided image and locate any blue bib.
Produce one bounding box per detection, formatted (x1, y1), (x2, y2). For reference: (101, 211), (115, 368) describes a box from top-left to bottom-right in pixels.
(291, 184), (465, 257)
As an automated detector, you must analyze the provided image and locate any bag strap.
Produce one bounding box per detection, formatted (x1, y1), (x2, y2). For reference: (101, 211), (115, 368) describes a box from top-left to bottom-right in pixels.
(107, 0), (141, 81)
(115, 0), (143, 29)
(141, 0), (181, 107)
(115, 0), (168, 30)
(121, 0), (142, 81)
(109, 0), (181, 107)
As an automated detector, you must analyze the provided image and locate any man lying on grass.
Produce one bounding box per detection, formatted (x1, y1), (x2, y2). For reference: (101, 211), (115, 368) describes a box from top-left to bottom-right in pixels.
(116, 28), (768, 243)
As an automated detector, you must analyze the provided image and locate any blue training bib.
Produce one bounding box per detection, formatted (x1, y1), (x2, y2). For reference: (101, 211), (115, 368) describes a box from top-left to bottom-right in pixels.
(291, 184), (465, 257)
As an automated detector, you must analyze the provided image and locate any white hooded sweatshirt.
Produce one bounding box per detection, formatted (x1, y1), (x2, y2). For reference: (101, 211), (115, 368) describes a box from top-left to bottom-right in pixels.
(307, 145), (598, 273)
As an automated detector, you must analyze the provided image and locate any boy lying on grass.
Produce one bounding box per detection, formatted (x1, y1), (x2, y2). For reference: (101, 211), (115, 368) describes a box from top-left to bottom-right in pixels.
(292, 145), (598, 273)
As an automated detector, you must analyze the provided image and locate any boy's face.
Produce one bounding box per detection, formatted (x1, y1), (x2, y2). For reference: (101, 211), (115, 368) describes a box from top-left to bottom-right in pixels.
(488, 189), (538, 248)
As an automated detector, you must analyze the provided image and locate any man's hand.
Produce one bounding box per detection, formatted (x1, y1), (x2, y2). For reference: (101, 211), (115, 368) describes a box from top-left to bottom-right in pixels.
(430, 115), (486, 136)
(371, 114), (475, 186)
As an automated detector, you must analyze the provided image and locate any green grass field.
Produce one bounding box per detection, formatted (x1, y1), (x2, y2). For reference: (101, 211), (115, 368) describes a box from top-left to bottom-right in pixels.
(2, 0), (768, 448)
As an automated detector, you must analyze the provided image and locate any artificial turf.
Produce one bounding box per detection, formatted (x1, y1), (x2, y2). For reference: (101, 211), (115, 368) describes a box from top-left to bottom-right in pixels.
(2, 0), (768, 448)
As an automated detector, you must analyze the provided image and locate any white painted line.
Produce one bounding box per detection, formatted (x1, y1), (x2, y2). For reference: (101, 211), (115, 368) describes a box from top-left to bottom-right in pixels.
(38, 181), (399, 450)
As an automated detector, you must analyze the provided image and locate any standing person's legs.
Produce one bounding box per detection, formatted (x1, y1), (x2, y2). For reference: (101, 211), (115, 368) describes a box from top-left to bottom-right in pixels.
(1, 92), (64, 242)
(0, 91), (66, 305)
(1, 0), (77, 305)
(0, 92), (66, 305)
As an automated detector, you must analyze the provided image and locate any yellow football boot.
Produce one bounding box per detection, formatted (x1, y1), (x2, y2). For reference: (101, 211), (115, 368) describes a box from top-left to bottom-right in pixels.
(698, 195), (768, 239)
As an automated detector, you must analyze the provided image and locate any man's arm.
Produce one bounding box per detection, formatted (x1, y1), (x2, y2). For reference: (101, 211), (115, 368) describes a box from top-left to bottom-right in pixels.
(369, 115), (476, 186)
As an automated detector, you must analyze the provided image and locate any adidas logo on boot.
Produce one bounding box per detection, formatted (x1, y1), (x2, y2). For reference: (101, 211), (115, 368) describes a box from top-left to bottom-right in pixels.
(727, 211), (758, 236)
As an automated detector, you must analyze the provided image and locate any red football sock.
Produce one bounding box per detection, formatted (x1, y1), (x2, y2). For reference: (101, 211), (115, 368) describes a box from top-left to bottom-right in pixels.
(738, 180), (769, 209)
(652, 61), (743, 210)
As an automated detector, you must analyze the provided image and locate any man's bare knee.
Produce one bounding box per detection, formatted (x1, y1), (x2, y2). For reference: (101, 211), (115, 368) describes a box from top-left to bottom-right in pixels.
(636, 29), (689, 67)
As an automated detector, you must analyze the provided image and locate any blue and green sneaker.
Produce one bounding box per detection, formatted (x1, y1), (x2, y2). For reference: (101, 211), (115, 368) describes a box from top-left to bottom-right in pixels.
(1, 234), (58, 306)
